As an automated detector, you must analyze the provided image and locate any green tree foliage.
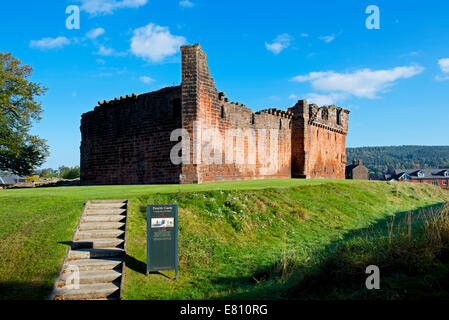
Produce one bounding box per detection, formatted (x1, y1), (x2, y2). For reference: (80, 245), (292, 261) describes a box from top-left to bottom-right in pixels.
(59, 166), (80, 179)
(0, 52), (49, 176)
(347, 146), (449, 179)
(40, 168), (51, 178)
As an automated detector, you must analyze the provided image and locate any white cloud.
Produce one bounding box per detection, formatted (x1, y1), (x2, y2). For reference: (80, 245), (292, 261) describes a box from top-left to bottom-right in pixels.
(179, 0), (194, 8)
(305, 93), (348, 106)
(265, 33), (293, 55)
(288, 94), (299, 100)
(95, 45), (127, 57)
(292, 65), (424, 99)
(438, 58), (449, 73)
(79, 0), (147, 15)
(86, 27), (105, 40)
(436, 58), (449, 81)
(300, 33), (309, 37)
(30, 37), (70, 50)
(139, 76), (155, 84)
(130, 23), (187, 62)
(319, 34), (335, 43)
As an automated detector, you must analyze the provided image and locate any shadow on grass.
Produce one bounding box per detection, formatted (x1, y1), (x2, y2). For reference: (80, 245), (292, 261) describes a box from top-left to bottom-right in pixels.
(125, 254), (146, 274)
(0, 282), (53, 301)
(124, 254), (174, 279)
(212, 202), (449, 300)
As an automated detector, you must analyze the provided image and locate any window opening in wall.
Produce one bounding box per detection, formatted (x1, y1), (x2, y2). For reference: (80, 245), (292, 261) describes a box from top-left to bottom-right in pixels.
(322, 108), (328, 121)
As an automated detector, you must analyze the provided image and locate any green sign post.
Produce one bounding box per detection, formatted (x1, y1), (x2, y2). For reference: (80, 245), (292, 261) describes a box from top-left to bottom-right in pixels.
(146, 204), (178, 279)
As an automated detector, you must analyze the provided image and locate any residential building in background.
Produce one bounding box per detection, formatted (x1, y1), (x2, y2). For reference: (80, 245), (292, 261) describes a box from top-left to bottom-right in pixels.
(346, 158), (369, 180)
(384, 168), (449, 188)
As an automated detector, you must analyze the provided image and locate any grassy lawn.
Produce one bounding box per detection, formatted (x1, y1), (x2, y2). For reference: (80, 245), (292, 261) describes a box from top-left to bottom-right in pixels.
(287, 203), (449, 299)
(0, 179), (448, 300)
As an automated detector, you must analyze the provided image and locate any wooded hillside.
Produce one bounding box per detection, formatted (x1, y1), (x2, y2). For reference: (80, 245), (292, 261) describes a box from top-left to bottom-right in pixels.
(346, 146), (449, 179)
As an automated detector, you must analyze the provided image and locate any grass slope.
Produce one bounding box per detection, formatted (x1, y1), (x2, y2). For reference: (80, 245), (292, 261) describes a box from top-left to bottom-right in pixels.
(288, 203), (449, 299)
(0, 179), (447, 300)
(122, 181), (449, 299)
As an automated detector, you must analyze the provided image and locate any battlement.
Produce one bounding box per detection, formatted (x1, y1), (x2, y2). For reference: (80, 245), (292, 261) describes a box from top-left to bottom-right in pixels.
(290, 99), (349, 135)
(257, 108), (294, 119)
(97, 93), (140, 106)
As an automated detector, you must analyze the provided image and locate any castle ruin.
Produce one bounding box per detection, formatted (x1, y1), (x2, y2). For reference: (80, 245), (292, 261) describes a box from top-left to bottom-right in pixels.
(80, 44), (349, 185)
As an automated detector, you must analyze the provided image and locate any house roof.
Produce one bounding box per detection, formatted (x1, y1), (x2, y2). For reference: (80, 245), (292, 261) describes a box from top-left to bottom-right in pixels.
(390, 168), (449, 180)
(0, 175), (26, 185)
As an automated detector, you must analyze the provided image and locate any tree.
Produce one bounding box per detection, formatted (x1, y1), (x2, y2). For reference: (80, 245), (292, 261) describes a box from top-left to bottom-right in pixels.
(0, 52), (49, 175)
(40, 168), (51, 178)
(59, 166), (80, 179)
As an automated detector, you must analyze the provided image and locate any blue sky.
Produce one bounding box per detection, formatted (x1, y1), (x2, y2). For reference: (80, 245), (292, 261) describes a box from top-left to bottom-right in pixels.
(1, 0), (449, 169)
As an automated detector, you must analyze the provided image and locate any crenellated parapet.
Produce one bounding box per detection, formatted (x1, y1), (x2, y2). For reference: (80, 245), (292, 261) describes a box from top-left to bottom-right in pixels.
(291, 100), (349, 135)
(257, 108), (294, 119)
(97, 93), (140, 106)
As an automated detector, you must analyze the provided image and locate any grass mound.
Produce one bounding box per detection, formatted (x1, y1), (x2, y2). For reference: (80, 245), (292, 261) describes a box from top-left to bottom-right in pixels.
(0, 179), (447, 300)
(287, 203), (449, 300)
(122, 182), (449, 300)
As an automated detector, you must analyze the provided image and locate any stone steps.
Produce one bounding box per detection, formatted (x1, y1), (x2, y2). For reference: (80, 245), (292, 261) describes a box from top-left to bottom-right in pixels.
(71, 238), (125, 249)
(57, 270), (122, 285)
(87, 203), (126, 209)
(63, 258), (123, 271)
(50, 200), (128, 300)
(52, 283), (120, 300)
(82, 215), (126, 223)
(74, 229), (124, 240)
(68, 248), (124, 259)
(85, 209), (127, 215)
(78, 222), (125, 231)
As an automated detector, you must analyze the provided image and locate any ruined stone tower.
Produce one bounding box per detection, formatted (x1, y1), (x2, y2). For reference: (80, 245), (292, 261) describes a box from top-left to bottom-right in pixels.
(80, 44), (349, 185)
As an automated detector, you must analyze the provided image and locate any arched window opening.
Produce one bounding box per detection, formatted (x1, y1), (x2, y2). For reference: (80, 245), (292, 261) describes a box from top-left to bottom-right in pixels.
(337, 109), (342, 125)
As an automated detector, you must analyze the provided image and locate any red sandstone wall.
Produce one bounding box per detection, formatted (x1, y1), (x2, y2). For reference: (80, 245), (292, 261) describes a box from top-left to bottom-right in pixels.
(80, 87), (182, 185)
(180, 44), (291, 184)
(291, 100), (349, 179)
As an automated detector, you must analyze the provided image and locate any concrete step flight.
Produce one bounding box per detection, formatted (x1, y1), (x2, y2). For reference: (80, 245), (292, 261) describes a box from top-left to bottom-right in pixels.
(57, 270), (122, 286)
(82, 215), (126, 223)
(52, 283), (120, 300)
(71, 238), (125, 249)
(68, 247), (124, 259)
(49, 200), (128, 300)
(85, 209), (127, 216)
